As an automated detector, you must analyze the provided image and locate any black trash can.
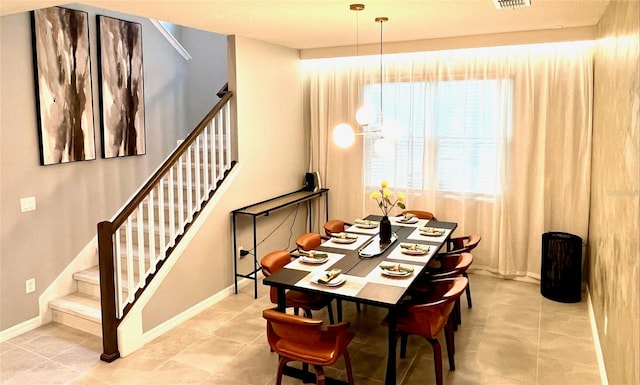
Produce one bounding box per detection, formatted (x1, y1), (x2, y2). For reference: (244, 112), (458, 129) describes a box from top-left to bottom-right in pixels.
(540, 232), (583, 303)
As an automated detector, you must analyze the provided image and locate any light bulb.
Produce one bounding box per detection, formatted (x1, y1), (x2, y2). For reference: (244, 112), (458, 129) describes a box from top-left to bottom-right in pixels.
(356, 105), (376, 126)
(333, 123), (355, 148)
(374, 137), (395, 158)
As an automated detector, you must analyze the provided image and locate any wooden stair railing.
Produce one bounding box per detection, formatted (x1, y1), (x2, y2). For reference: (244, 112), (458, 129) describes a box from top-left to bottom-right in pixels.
(97, 89), (235, 362)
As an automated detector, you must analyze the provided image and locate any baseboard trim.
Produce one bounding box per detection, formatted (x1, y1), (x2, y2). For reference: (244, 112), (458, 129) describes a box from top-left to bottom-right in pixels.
(587, 286), (609, 385)
(0, 316), (41, 343)
(142, 277), (254, 346)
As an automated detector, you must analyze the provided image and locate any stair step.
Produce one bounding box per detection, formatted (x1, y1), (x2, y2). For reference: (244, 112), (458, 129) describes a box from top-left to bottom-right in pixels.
(50, 292), (102, 337)
(74, 266), (134, 296)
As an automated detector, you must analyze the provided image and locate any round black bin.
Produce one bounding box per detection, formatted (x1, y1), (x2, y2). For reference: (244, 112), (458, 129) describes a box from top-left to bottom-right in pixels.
(540, 232), (583, 303)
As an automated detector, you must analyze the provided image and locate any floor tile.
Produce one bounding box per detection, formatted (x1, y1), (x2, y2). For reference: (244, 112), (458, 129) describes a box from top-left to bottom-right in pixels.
(2, 273), (602, 385)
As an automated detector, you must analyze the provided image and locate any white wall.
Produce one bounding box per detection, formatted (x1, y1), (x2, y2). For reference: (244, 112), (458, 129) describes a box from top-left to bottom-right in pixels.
(140, 35), (308, 331)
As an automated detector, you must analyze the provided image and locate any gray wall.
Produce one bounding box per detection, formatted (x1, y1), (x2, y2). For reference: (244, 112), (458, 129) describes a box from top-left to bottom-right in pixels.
(0, 5), (227, 331)
(589, 1), (639, 384)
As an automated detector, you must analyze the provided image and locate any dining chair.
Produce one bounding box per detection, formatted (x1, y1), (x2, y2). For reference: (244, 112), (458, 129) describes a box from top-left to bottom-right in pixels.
(296, 232), (322, 251)
(382, 276), (468, 385)
(296, 230), (361, 317)
(413, 252), (473, 329)
(444, 234), (481, 308)
(263, 308), (356, 385)
(260, 250), (335, 323)
(401, 209), (437, 220)
(323, 219), (346, 238)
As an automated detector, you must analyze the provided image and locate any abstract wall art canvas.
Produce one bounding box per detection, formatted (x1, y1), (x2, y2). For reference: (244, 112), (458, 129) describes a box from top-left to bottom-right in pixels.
(97, 15), (146, 158)
(31, 7), (96, 165)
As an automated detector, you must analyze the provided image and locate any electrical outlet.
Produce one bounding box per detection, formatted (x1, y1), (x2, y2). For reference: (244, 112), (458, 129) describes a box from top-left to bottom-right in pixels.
(26, 278), (36, 294)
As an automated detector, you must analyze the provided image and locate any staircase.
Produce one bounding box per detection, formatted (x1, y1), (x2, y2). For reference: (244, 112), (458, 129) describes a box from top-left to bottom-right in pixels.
(47, 89), (236, 356)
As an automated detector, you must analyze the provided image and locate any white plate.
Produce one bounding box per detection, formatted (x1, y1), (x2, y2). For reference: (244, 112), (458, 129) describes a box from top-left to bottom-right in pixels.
(401, 248), (428, 255)
(397, 217), (419, 224)
(331, 237), (357, 244)
(355, 222), (378, 229)
(299, 256), (328, 264)
(311, 274), (346, 287)
(420, 230), (444, 237)
(380, 269), (412, 277)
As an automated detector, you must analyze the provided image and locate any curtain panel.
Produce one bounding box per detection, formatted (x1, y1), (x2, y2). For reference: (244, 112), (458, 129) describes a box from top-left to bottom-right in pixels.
(304, 41), (594, 278)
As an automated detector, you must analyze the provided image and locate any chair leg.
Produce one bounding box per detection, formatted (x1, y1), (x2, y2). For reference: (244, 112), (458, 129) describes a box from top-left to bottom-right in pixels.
(464, 272), (472, 308)
(445, 319), (456, 371)
(276, 357), (292, 385)
(304, 309), (313, 318)
(314, 365), (326, 385)
(343, 350), (355, 385)
(427, 338), (444, 385)
(400, 334), (408, 359)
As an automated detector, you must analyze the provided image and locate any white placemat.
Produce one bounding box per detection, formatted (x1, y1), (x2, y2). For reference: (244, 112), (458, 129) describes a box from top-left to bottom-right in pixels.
(286, 252), (345, 272)
(345, 223), (379, 235)
(364, 261), (420, 288)
(390, 216), (431, 228)
(406, 226), (451, 243)
(295, 273), (367, 297)
(321, 233), (372, 250)
(386, 243), (436, 264)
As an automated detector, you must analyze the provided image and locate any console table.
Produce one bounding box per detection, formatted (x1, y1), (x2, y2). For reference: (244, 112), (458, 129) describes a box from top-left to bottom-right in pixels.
(232, 188), (329, 298)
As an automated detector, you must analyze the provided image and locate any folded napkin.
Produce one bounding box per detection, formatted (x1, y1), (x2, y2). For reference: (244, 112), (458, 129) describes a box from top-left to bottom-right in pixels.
(355, 219), (379, 225)
(332, 232), (358, 239)
(380, 263), (415, 273)
(399, 243), (430, 252)
(298, 250), (328, 259)
(317, 269), (342, 284)
(419, 226), (444, 234)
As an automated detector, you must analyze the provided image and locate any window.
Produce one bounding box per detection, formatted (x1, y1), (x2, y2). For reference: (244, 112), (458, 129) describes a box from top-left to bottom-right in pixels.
(363, 78), (512, 196)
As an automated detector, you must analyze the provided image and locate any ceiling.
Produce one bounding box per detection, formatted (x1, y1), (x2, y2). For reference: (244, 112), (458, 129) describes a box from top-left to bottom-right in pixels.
(1, 0), (609, 51)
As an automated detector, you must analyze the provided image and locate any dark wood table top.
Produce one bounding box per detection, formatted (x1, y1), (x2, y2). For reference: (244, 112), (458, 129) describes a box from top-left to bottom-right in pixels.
(263, 216), (457, 308)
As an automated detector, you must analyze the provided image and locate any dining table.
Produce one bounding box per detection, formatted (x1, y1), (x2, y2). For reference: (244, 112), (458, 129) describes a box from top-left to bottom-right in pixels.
(262, 214), (458, 385)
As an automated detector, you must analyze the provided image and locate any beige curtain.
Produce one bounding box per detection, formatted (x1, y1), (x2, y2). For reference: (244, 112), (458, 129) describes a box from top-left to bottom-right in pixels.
(304, 41), (594, 278)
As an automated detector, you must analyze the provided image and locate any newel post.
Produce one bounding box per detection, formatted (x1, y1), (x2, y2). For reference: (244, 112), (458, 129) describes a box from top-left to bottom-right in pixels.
(97, 221), (120, 362)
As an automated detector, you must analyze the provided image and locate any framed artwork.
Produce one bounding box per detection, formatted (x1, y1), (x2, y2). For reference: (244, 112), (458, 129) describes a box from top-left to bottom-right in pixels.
(31, 7), (96, 165)
(97, 15), (146, 158)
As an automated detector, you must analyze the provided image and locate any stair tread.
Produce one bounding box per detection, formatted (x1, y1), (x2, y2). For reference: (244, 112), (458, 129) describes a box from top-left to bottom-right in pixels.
(74, 266), (137, 291)
(50, 292), (102, 322)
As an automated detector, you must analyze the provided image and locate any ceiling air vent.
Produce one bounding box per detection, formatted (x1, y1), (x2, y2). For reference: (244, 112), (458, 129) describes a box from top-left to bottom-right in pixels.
(493, 0), (531, 9)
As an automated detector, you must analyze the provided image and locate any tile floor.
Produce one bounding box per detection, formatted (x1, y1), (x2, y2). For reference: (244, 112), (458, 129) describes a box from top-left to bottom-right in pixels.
(1, 273), (602, 385)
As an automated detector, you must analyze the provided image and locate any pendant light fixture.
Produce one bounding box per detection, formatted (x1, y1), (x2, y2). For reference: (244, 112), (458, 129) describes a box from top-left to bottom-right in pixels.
(372, 16), (395, 158)
(332, 4), (377, 148)
(332, 7), (390, 149)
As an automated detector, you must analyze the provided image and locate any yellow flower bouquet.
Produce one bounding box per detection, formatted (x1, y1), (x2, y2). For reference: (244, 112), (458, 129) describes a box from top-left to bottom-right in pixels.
(370, 180), (406, 216)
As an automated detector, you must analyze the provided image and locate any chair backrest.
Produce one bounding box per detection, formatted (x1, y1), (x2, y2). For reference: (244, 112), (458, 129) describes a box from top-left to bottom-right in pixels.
(260, 250), (291, 303)
(323, 219), (346, 237)
(263, 308), (354, 366)
(401, 210), (437, 220)
(296, 232), (322, 251)
(448, 234), (481, 253)
(430, 252), (473, 279)
(398, 276), (468, 338)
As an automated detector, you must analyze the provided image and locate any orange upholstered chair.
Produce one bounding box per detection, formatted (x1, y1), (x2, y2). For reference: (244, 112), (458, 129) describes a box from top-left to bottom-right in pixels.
(401, 210), (437, 220)
(414, 252), (473, 329)
(260, 250), (335, 323)
(383, 277), (468, 385)
(323, 219), (346, 238)
(263, 308), (355, 385)
(295, 232), (322, 251)
(443, 234), (481, 308)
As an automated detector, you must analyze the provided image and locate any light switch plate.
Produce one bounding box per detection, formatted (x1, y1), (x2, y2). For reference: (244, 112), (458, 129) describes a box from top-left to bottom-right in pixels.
(20, 197), (36, 212)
